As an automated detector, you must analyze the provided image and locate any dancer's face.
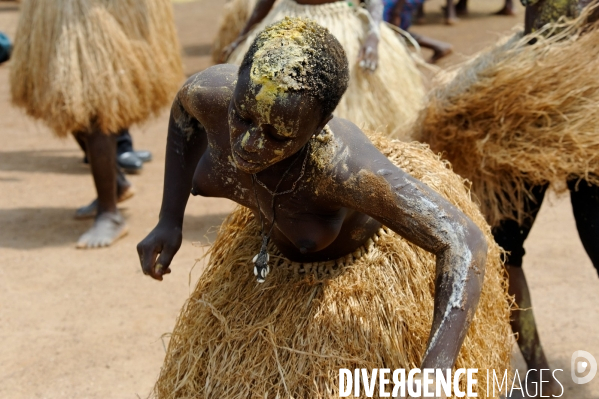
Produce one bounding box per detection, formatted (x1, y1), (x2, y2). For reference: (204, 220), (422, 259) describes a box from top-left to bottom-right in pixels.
(229, 67), (327, 174)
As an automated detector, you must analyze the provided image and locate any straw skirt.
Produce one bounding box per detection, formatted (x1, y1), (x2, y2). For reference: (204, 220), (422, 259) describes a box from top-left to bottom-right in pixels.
(225, 0), (425, 138)
(10, 0), (183, 137)
(411, 11), (599, 226)
(153, 134), (512, 399)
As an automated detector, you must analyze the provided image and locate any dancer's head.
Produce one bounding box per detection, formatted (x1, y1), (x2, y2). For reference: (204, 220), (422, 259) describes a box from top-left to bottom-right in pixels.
(229, 18), (349, 173)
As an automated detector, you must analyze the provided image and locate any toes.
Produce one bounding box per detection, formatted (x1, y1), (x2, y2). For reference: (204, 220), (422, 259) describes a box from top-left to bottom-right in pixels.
(76, 217), (128, 249)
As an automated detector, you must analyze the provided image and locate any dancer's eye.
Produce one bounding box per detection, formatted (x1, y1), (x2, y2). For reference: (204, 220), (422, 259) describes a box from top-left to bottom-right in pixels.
(231, 102), (253, 125)
(263, 124), (289, 142)
(234, 109), (252, 125)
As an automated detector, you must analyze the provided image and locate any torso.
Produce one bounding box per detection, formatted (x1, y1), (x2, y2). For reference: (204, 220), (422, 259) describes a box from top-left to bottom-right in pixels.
(176, 65), (381, 262)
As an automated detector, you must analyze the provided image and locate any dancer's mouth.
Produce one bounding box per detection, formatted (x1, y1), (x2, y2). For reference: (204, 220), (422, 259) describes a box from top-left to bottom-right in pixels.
(233, 151), (262, 172)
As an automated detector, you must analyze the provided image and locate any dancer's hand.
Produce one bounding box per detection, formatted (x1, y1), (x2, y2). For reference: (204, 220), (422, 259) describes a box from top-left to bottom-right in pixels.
(137, 221), (183, 281)
(358, 32), (379, 71)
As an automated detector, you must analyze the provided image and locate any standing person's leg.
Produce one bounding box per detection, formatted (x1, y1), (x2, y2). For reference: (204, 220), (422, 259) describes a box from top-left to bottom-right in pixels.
(116, 128), (152, 173)
(74, 166), (134, 219)
(116, 128), (134, 154)
(493, 183), (561, 395)
(445, 0), (458, 24)
(494, 0), (516, 15)
(455, 0), (468, 15)
(416, 1), (425, 23)
(116, 128), (143, 173)
(77, 126), (128, 248)
(568, 178), (599, 276)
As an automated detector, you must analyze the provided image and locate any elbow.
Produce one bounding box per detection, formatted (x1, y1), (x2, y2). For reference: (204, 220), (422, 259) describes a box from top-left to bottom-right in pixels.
(464, 220), (487, 289)
(467, 221), (487, 263)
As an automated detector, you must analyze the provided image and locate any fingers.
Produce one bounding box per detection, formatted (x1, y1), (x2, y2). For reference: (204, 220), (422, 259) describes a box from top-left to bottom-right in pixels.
(359, 57), (378, 72)
(154, 246), (177, 280)
(137, 240), (162, 280)
(358, 46), (378, 72)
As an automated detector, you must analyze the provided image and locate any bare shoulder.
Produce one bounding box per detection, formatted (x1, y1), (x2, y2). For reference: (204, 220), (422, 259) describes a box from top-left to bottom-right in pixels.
(320, 117), (390, 179)
(177, 64), (239, 121)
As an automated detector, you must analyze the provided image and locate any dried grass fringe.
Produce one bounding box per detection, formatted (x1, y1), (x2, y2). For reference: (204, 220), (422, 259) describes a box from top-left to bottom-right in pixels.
(411, 6), (599, 226)
(153, 133), (512, 399)
(224, 0), (425, 138)
(10, 0), (184, 137)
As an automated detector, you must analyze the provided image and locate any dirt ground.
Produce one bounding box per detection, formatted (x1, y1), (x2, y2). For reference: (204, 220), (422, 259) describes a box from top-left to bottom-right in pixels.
(0, 0), (598, 398)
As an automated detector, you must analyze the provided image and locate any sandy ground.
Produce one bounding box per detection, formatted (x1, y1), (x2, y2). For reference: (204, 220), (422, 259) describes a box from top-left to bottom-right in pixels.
(0, 0), (598, 398)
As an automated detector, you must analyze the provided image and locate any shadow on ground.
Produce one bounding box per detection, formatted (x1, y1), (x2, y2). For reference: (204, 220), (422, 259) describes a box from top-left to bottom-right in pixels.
(182, 212), (230, 247)
(0, 149), (88, 175)
(0, 207), (229, 250)
(183, 44), (212, 57)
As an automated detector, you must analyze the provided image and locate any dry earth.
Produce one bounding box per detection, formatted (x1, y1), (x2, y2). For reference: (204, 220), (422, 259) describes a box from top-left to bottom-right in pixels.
(0, 0), (597, 398)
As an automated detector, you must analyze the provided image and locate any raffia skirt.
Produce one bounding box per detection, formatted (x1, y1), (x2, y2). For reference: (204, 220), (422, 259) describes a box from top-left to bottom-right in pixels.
(211, 0), (260, 63)
(10, 0), (184, 137)
(411, 9), (599, 226)
(225, 0), (425, 138)
(152, 134), (512, 399)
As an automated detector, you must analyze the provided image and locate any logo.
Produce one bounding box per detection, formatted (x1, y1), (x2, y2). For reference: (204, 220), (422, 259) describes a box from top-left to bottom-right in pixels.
(571, 350), (597, 385)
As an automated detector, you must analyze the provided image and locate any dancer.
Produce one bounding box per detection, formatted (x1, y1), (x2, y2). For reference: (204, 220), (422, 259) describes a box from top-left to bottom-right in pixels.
(10, 0), (183, 248)
(138, 18), (511, 398)
(217, 0), (425, 137)
(413, 2), (599, 395)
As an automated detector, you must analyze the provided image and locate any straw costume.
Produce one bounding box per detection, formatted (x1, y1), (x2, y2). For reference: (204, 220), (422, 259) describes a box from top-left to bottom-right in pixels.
(224, 0), (425, 137)
(212, 0), (261, 63)
(10, 0), (183, 249)
(411, 7), (599, 228)
(410, 7), (599, 395)
(153, 133), (512, 399)
(10, 0), (183, 138)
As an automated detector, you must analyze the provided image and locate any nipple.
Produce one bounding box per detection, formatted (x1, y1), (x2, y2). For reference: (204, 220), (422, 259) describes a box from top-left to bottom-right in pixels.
(298, 239), (316, 254)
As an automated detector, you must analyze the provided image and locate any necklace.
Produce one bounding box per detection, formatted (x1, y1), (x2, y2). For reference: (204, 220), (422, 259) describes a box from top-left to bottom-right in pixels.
(251, 139), (312, 283)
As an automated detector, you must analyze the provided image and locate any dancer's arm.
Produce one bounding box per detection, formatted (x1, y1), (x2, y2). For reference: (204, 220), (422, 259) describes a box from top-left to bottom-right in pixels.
(220, 0), (276, 62)
(137, 87), (207, 280)
(329, 127), (486, 369)
(359, 0), (383, 71)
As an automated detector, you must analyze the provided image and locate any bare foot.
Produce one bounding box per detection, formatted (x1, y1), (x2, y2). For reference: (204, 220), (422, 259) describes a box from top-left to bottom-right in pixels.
(429, 45), (453, 63)
(76, 212), (128, 248)
(445, 16), (459, 25)
(75, 185), (135, 220)
(442, 6), (461, 24)
(494, 5), (516, 15)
